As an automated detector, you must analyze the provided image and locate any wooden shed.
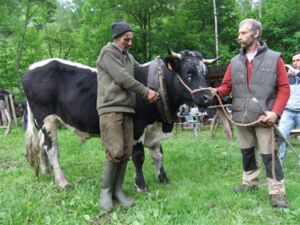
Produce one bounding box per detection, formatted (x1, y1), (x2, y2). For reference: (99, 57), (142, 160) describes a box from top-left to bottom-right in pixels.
(0, 88), (17, 135)
(207, 64), (228, 86)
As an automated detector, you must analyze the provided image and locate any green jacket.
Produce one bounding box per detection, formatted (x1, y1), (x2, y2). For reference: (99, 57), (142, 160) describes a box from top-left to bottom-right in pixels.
(96, 42), (149, 115)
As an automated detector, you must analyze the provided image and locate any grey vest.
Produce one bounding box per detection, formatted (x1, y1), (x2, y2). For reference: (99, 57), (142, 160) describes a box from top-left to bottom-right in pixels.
(231, 43), (281, 123)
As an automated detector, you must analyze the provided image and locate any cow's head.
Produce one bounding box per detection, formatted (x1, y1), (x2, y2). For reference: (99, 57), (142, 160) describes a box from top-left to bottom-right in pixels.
(164, 46), (217, 107)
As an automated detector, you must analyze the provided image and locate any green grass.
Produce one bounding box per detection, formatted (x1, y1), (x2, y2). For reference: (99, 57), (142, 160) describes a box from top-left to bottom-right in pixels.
(1, 125), (300, 225)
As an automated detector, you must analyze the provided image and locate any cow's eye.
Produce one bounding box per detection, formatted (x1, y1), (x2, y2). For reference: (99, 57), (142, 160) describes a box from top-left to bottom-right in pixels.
(188, 77), (192, 82)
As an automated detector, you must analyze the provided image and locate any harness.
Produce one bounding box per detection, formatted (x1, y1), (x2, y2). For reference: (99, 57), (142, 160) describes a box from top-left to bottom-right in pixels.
(147, 56), (210, 124)
(147, 57), (172, 124)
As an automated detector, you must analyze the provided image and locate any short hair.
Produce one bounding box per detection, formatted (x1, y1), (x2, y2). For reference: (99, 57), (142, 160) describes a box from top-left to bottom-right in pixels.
(292, 51), (300, 57)
(239, 18), (262, 40)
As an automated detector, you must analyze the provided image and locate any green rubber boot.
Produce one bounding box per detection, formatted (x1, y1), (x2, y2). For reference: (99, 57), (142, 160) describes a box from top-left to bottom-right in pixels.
(113, 161), (134, 207)
(100, 160), (117, 212)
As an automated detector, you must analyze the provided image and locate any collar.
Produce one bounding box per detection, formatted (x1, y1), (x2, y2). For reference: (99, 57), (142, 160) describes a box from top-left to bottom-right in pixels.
(246, 50), (257, 62)
(151, 57), (173, 124)
(240, 41), (268, 57)
(112, 42), (127, 54)
(111, 42), (130, 63)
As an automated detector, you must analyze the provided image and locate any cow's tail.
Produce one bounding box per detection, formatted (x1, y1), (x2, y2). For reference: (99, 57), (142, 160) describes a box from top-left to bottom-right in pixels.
(24, 101), (41, 176)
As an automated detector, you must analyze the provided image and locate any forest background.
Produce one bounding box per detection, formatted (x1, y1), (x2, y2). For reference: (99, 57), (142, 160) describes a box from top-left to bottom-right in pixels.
(0, 0), (299, 100)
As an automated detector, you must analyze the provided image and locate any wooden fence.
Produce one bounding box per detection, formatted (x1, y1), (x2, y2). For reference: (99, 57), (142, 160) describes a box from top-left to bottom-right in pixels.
(0, 89), (17, 135)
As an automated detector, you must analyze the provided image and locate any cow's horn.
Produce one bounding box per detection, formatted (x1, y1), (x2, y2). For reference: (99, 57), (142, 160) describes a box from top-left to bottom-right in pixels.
(165, 41), (172, 55)
(165, 41), (182, 59)
(203, 56), (222, 64)
(171, 52), (182, 59)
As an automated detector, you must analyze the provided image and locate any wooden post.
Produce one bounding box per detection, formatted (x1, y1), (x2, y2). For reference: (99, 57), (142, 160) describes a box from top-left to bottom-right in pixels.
(4, 95), (11, 118)
(213, 0), (219, 66)
(0, 100), (11, 135)
(208, 104), (233, 140)
(0, 100), (7, 125)
(9, 94), (17, 125)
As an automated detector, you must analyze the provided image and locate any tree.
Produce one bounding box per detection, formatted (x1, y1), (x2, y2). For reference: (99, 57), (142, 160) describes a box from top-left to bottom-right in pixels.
(0, 0), (298, 100)
(72, 0), (115, 66)
(236, 0), (300, 60)
(15, 0), (43, 87)
(107, 0), (178, 62)
(260, 0), (300, 60)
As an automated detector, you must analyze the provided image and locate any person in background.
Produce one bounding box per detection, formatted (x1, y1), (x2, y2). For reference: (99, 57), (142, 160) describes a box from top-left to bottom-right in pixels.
(278, 51), (300, 164)
(96, 19), (159, 212)
(209, 18), (290, 208)
(179, 104), (190, 116)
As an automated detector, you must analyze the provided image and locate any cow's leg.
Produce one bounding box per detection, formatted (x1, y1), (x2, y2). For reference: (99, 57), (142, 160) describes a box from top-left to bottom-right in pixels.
(42, 115), (70, 189)
(150, 144), (169, 184)
(132, 142), (148, 192)
(40, 133), (52, 175)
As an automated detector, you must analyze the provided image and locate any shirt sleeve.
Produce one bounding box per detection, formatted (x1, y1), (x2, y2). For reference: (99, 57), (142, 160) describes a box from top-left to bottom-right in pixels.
(216, 64), (232, 98)
(99, 50), (149, 97)
(271, 57), (290, 116)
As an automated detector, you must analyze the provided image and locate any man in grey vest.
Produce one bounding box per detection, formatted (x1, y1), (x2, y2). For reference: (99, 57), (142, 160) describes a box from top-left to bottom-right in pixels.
(278, 51), (300, 164)
(210, 19), (290, 208)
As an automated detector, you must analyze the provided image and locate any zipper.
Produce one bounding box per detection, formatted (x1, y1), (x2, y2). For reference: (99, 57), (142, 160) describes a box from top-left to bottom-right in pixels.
(242, 59), (249, 123)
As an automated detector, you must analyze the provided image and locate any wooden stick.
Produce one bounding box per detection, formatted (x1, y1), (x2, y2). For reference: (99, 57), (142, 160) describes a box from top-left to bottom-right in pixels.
(9, 94), (17, 125)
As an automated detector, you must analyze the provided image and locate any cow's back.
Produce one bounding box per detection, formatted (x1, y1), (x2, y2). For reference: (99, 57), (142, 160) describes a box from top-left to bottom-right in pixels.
(22, 60), (100, 134)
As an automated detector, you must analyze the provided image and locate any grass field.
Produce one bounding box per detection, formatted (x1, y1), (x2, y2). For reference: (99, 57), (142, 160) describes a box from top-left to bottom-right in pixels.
(1, 125), (300, 225)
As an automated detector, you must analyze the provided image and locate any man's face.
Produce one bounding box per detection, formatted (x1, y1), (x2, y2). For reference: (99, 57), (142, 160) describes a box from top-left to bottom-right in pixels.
(237, 23), (258, 49)
(115, 31), (133, 52)
(292, 53), (300, 69)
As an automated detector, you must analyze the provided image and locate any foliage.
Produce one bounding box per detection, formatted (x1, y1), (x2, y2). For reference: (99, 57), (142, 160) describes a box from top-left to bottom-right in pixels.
(1, 126), (300, 224)
(0, 0), (298, 99)
(237, 0), (300, 60)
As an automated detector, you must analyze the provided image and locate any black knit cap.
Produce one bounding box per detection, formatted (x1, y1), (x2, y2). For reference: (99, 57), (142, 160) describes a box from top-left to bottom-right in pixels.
(111, 19), (133, 39)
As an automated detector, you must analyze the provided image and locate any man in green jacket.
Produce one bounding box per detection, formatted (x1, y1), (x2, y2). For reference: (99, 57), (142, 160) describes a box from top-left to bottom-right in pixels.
(96, 19), (159, 212)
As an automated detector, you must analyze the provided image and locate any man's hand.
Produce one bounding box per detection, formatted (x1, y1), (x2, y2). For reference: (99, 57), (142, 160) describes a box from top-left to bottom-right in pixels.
(259, 111), (278, 126)
(147, 89), (160, 103)
(286, 64), (300, 75)
(208, 87), (218, 96)
(288, 67), (300, 76)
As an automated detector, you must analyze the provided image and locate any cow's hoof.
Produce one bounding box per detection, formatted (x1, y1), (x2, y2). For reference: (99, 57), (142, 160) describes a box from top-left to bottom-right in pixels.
(64, 183), (73, 189)
(135, 185), (149, 193)
(58, 183), (72, 190)
(41, 168), (52, 176)
(158, 175), (169, 184)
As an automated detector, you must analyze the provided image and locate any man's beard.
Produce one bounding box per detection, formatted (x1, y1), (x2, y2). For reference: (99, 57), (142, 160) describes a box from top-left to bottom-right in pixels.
(239, 34), (255, 49)
(240, 40), (253, 49)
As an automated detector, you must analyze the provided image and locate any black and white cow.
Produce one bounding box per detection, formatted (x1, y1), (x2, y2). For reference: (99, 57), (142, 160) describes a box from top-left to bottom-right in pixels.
(22, 49), (215, 190)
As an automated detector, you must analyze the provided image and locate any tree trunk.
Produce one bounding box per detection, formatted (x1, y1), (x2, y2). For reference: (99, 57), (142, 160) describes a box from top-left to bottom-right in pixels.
(15, 1), (41, 93)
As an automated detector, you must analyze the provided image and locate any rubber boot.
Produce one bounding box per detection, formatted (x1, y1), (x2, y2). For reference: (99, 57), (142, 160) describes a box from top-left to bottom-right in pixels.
(100, 159), (117, 212)
(113, 160), (134, 207)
